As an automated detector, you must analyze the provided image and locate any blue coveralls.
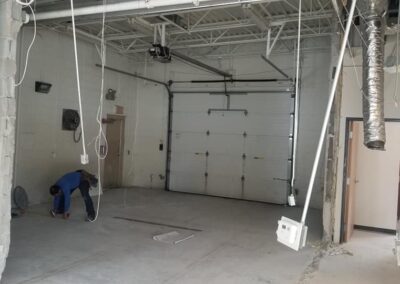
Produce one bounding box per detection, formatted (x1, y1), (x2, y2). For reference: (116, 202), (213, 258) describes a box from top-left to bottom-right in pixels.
(52, 172), (95, 217)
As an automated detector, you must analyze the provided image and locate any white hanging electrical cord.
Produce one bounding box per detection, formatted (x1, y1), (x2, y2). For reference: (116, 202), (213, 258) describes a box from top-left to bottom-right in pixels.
(15, 1), (36, 87)
(91, 0), (108, 222)
(69, 0), (88, 164)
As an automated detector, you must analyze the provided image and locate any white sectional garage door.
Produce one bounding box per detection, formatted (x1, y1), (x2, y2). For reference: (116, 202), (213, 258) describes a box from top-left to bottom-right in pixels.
(169, 91), (292, 204)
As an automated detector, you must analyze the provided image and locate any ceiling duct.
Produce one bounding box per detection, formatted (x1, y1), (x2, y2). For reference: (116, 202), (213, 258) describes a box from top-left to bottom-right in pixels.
(358, 0), (388, 150)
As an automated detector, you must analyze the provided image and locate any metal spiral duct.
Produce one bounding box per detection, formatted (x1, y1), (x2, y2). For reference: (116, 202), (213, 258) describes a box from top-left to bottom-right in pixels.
(358, 0), (387, 150)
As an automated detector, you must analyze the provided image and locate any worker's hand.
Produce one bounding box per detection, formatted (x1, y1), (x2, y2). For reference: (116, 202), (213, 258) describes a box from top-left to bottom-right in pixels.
(63, 213), (70, 220)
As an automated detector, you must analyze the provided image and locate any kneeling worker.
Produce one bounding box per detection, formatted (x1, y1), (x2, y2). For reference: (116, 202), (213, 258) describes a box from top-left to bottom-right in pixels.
(49, 170), (98, 222)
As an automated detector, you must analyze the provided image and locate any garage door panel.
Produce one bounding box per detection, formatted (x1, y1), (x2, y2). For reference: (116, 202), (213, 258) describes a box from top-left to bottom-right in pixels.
(243, 178), (287, 204)
(206, 134), (244, 155)
(245, 159), (287, 180)
(207, 113), (247, 133)
(170, 92), (291, 204)
(170, 152), (205, 174)
(245, 135), (290, 158)
(231, 94), (291, 114)
(245, 114), (290, 136)
(207, 154), (242, 175)
(174, 93), (224, 112)
(207, 175), (242, 199)
(171, 132), (207, 153)
(170, 171), (205, 194)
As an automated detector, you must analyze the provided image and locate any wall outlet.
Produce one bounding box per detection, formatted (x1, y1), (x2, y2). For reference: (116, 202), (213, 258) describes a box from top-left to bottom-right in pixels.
(288, 194), (296, 206)
(80, 154), (89, 165)
(276, 217), (307, 251)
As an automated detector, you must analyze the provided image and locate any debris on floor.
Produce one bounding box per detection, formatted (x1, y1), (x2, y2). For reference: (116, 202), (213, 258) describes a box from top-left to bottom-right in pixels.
(299, 240), (354, 283)
(327, 246), (353, 257)
(153, 231), (194, 244)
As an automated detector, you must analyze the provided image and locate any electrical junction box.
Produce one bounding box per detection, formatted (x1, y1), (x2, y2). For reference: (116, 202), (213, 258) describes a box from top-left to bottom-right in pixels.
(276, 217), (307, 251)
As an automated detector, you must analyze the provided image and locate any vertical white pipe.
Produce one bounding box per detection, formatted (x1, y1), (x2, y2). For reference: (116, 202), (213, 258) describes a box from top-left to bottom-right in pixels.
(266, 28), (271, 58)
(70, 0), (88, 163)
(301, 0), (357, 224)
(153, 25), (157, 44)
(161, 23), (166, 46)
(290, 0), (302, 193)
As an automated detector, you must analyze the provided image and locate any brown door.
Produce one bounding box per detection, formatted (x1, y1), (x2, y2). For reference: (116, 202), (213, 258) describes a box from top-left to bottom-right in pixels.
(343, 121), (360, 242)
(104, 114), (125, 188)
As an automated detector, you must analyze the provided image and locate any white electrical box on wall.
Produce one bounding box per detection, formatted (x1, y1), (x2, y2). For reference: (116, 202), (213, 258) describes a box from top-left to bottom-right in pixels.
(276, 217), (307, 251)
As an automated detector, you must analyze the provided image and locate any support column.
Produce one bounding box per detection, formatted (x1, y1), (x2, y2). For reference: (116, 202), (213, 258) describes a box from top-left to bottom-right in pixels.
(0, 0), (22, 277)
(322, 7), (343, 242)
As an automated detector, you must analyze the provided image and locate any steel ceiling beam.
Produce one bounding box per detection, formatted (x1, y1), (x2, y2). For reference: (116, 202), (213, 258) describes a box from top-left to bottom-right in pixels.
(104, 10), (333, 42)
(242, 4), (270, 31)
(123, 31), (331, 53)
(34, 0), (278, 21)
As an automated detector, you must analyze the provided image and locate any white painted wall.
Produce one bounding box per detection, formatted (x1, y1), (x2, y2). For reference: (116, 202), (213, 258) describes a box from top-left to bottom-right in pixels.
(128, 79), (168, 189)
(15, 29), (331, 209)
(353, 121), (400, 230)
(333, 36), (400, 242)
(14, 27), (138, 205)
(133, 39), (332, 208)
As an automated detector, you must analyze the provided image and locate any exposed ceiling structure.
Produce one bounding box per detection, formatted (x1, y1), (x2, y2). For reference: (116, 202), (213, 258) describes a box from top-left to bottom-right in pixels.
(31, 0), (334, 57)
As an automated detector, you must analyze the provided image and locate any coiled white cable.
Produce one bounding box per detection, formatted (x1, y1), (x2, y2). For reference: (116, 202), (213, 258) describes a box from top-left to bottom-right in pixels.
(69, 0), (88, 164)
(15, 1), (36, 87)
(91, 0), (108, 222)
(15, 0), (34, 5)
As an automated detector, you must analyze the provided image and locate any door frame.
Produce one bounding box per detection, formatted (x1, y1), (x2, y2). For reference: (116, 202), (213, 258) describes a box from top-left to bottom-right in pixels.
(104, 114), (125, 188)
(340, 117), (400, 243)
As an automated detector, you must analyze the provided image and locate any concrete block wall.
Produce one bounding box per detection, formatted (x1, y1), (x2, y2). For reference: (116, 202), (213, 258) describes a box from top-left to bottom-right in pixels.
(0, 0), (21, 278)
(14, 27), (138, 205)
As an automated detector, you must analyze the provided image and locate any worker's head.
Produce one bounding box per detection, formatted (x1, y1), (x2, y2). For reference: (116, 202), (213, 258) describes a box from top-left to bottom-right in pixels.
(49, 185), (62, 196)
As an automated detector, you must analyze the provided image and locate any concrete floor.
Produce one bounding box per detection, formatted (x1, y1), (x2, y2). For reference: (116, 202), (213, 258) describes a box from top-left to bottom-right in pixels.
(307, 230), (400, 284)
(2, 188), (322, 284)
(3, 188), (399, 283)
